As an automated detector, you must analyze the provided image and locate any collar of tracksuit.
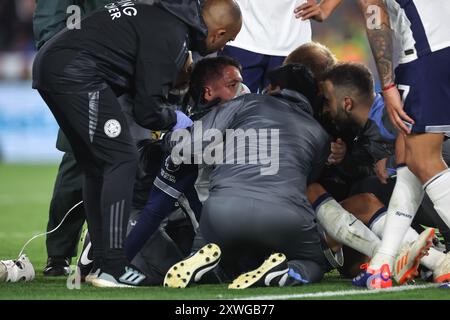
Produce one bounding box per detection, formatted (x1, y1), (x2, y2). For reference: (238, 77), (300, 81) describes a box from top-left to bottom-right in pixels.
(270, 89), (314, 116)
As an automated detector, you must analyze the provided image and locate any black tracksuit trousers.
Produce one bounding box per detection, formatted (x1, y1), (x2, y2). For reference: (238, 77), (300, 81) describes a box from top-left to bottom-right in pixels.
(196, 195), (329, 283)
(39, 87), (138, 266)
(46, 150), (85, 259)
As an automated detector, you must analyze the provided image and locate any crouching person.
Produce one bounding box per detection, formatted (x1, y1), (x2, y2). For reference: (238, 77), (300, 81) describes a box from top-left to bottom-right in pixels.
(163, 64), (334, 289)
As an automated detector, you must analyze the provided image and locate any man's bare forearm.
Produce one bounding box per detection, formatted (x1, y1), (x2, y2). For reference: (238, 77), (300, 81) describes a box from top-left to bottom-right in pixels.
(358, 0), (394, 87)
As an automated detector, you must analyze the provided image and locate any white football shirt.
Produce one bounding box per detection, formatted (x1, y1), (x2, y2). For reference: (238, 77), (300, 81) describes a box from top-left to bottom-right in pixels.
(228, 0), (311, 57)
(384, 0), (450, 64)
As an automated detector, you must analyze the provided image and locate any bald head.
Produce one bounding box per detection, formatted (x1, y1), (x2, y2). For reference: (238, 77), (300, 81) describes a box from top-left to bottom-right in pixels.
(285, 42), (337, 80)
(202, 0), (242, 54)
(203, 0), (242, 26)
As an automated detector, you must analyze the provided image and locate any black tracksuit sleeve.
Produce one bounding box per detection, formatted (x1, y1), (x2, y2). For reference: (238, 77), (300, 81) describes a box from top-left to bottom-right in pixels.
(308, 130), (331, 184)
(132, 27), (188, 131)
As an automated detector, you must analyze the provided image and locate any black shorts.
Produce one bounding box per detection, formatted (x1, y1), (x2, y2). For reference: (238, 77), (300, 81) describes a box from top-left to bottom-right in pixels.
(395, 47), (450, 134)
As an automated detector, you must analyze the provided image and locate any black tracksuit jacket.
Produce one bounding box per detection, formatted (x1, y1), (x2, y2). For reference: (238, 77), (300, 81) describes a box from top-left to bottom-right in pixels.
(33, 0), (207, 131)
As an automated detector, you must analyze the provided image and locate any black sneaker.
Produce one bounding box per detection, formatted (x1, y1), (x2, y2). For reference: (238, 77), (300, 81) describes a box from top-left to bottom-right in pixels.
(228, 253), (289, 289)
(163, 243), (222, 288)
(43, 257), (71, 276)
(91, 263), (149, 288)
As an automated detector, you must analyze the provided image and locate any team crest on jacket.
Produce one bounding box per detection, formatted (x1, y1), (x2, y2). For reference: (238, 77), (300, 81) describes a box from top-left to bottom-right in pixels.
(104, 119), (121, 138)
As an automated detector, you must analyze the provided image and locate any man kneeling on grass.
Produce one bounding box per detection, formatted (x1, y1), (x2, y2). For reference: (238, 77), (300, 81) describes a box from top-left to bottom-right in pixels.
(163, 63), (336, 289)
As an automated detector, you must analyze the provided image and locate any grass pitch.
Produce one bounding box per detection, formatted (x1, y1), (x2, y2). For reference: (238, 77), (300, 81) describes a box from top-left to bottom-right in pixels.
(0, 163), (448, 300)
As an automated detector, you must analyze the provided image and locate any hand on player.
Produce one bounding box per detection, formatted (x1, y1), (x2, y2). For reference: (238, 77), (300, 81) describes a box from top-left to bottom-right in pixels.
(383, 86), (414, 135)
(172, 110), (193, 131)
(295, 0), (324, 21)
(327, 138), (346, 165)
(374, 158), (389, 184)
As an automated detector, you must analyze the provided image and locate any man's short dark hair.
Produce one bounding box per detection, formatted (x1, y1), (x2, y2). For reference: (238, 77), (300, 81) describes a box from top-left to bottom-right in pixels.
(268, 63), (318, 105)
(322, 62), (375, 102)
(285, 42), (337, 80)
(186, 56), (242, 107)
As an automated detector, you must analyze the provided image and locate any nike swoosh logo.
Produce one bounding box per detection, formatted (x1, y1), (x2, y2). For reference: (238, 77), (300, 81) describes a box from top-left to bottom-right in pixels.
(264, 268), (289, 287)
(349, 219), (357, 227)
(80, 242), (93, 266)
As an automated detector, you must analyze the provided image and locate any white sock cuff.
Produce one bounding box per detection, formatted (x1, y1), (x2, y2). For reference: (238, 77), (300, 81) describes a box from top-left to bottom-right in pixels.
(368, 207), (387, 230)
(311, 192), (334, 212)
(424, 168), (450, 190)
(397, 166), (422, 186)
(369, 210), (387, 239)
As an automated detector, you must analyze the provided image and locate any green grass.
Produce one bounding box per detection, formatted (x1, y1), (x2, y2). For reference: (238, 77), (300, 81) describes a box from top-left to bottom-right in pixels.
(0, 163), (448, 300)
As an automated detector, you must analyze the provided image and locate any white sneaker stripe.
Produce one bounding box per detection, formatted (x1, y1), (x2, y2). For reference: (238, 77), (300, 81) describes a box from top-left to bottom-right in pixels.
(264, 268), (289, 287)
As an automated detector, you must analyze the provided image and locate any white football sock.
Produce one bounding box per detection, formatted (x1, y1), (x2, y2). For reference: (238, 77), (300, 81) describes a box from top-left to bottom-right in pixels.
(368, 208), (387, 238)
(425, 169), (450, 229)
(420, 244), (445, 271)
(371, 212), (419, 243)
(315, 195), (380, 257)
(368, 205), (445, 271)
(370, 166), (424, 269)
(400, 227), (444, 271)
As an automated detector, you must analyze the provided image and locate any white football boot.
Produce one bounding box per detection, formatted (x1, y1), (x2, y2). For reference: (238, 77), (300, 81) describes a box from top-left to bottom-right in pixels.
(0, 255), (35, 282)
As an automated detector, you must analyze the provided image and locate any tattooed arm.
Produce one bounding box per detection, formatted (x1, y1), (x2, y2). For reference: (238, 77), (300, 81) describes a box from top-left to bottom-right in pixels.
(357, 0), (414, 134)
(358, 0), (394, 86)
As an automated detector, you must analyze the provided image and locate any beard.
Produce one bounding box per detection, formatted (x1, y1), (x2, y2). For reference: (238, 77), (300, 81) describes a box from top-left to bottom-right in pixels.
(334, 108), (357, 131)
